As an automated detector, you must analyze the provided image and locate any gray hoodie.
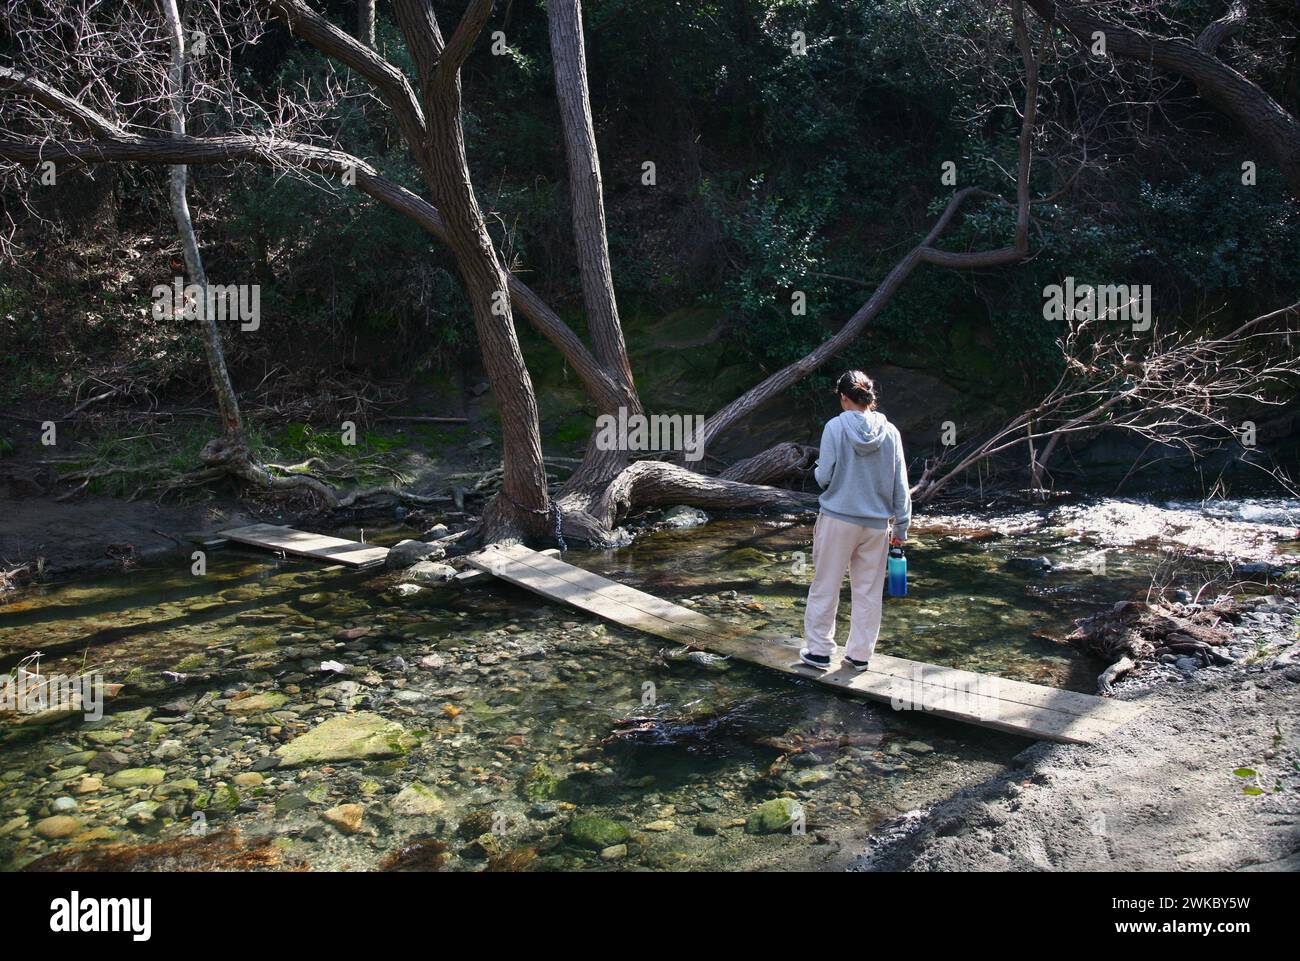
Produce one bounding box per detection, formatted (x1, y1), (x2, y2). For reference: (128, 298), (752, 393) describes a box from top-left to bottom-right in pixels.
(813, 410), (912, 538)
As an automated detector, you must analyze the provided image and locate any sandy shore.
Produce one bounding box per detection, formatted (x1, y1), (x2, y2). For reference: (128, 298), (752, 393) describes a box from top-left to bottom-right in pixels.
(850, 596), (1300, 871)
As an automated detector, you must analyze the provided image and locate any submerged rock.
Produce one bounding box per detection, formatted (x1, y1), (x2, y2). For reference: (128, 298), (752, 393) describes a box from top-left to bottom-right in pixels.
(87, 751), (130, 774)
(746, 797), (803, 834)
(386, 539), (446, 570)
(321, 803), (366, 834)
(463, 833), (503, 859)
(787, 767), (835, 788)
(106, 768), (166, 789)
(565, 815), (631, 850)
(521, 762), (559, 801)
(390, 782), (447, 817)
(695, 815), (726, 836)
(661, 505), (709, 529)
(405, 561), (459, 584)
(226, 692), (289, 715)
(34, 815), (81, 839)
(457, 810), (494, 838)
(724, 547), (771, 566)
(124, 800), (161, 824)
(274, 712), (418, 766)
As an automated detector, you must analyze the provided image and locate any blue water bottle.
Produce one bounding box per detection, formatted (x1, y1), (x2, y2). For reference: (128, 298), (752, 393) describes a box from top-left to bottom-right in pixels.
(887, 545), (907, 597)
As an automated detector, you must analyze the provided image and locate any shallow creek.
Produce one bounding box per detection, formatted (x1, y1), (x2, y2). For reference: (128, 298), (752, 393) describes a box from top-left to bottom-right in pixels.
(1, 498), (1294, 871)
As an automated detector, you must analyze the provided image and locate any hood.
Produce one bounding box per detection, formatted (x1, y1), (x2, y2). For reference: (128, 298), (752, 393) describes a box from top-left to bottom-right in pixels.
(838, 409), (889, 455)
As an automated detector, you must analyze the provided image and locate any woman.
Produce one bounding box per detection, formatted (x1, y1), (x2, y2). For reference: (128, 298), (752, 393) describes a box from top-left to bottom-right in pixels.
(800, 370), (911, 671)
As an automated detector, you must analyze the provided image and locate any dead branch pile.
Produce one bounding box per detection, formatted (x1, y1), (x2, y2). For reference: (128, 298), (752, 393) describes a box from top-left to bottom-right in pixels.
(1065, 597), (1240, 692)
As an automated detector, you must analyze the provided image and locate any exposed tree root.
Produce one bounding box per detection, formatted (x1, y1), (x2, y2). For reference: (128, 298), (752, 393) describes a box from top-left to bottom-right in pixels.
(545, 459), (817, 549)
(198, 437), (451, 509)
(719, 442), (818, 486)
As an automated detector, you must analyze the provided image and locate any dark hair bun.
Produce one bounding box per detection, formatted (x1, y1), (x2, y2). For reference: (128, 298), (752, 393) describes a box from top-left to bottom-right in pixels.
(836, 370), (877, 407)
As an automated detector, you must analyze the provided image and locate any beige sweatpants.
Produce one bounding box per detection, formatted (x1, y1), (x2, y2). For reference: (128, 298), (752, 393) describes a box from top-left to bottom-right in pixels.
(803, 512), (890, 662)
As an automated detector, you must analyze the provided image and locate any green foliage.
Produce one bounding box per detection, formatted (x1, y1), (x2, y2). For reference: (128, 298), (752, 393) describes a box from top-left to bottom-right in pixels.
(7, 0), (1295, 436)
(1135, 174), (1300, 291)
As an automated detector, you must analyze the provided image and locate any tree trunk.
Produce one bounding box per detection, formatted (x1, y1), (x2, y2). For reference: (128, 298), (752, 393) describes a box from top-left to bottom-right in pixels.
(546, 0), (635, 391)
(160, 0), (244, 447)
(357, 0), (376, 48)
(392, 0), (551, 543)
(545, 0), (646, 538)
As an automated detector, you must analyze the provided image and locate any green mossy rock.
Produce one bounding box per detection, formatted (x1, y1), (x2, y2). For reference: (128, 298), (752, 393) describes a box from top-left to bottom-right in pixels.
(724, 547), (771, 566)
(390, 782), (446, 816)
(84, 707), (153, 731)
(274, 712), (417, 766)
(226, 692), (290, 715)
(565, 815), (631, 851)
(521, 762), (558, 801)
(746, 797), (803, 834)
(154, 778), (199, 798)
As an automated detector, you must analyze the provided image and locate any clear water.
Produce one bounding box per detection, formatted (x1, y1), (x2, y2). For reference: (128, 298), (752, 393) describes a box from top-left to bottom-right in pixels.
(0, 499), (1292, 871)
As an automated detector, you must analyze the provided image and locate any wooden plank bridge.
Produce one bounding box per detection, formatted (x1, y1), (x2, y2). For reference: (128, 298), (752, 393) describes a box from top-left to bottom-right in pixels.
(219, 524), (389, 568)
(219, 527), (1145, 745)
(465, 543), (1145, 745)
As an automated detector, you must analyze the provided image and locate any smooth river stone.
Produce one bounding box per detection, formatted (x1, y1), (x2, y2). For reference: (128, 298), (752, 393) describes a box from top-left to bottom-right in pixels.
(273, 712), (417, 766)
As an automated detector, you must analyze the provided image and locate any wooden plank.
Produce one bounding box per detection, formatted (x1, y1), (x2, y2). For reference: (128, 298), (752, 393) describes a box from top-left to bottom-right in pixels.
(453, 547), (563, 585)
(467, 545), (1145, 745)
(865, 652), (1147, 724)
(469, 549), (708, 646)
(501, 552), (1132, 745)
(488, 544), (747, 635)
(488, 544), (1142, 728)
(218, 524), (389, 568)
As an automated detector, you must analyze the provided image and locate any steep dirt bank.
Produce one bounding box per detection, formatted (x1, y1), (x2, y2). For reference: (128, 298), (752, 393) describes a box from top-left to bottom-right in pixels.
(850, 597), (1300, 871)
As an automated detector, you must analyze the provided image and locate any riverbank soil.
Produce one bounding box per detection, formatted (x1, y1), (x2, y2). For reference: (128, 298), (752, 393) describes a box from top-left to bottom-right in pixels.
(0, 492), (261, 580)
(852, 600), (1300, 871)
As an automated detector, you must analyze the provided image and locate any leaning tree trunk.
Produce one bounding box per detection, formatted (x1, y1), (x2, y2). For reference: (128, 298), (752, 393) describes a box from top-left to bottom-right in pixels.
(161, 0), (345, 505)
(1026, 0), (1300, 196)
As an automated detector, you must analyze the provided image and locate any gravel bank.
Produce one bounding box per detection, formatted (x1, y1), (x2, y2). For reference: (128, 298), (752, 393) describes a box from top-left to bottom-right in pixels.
(851, 596), (1300, 872)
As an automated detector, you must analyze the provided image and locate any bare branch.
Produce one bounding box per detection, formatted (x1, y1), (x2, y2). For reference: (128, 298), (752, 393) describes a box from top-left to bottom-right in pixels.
(265, 0), (429, 159)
